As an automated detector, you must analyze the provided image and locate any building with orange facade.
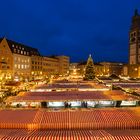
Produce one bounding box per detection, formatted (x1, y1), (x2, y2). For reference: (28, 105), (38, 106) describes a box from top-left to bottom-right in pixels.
(0, 38), (70, 82)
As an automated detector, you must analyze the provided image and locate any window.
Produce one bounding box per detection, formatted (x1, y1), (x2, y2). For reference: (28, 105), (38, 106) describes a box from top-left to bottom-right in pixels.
(21, 65), (24, 69)
(12, 44), (14, 47)
(18, 64), (20, 69)
(15, 64), (17, 69)
(1, 57), (5, 62)
(21, 51), (23, 54)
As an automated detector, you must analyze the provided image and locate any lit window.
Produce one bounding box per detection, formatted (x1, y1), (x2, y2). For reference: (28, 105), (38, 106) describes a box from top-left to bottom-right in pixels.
(12, 44), (14, 47)
(18, 64), (20, 69)
(21, 51), (23, 54)
(21, 65), (24, 69)
(15, 64), (17, 68)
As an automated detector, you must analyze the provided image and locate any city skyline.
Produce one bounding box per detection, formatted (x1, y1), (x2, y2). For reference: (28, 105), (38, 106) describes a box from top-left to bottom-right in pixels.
(0, 1), (140, 62)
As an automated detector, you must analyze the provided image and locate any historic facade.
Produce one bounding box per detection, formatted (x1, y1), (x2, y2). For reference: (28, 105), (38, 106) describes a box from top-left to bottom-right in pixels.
(0, 38), (70, 81)
(129, 9), (140, 64)
(70, 61), (124, 78)
(123, 9), (140, 78)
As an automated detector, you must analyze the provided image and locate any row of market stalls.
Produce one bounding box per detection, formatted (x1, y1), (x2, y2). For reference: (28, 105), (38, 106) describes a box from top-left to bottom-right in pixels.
(6, 90), (139, 108)
(9, 100), (138, 108)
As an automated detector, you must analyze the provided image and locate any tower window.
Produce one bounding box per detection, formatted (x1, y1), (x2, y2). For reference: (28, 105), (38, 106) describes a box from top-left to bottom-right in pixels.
(134, 32), (136, 36)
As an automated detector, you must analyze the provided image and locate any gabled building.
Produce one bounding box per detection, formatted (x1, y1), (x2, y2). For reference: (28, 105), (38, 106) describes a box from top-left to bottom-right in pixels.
(0, 37), (40, 81)
(0, 38), (13, 81)
(0, 37), (70, 82)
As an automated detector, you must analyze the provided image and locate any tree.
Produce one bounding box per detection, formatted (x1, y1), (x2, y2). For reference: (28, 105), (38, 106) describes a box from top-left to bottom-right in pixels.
(83, 54), (95, 80)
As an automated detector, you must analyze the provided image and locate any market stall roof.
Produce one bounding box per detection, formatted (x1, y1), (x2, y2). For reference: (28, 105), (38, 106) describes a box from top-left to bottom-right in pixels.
(0, 108), (139, 130)
(35, 82), (107, 90)
(0, 129), (140, 139)
(6, 90), (138, 102)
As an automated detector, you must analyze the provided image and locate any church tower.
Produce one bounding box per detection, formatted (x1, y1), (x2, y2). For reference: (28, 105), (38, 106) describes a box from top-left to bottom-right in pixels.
(129, 9), (140, 64)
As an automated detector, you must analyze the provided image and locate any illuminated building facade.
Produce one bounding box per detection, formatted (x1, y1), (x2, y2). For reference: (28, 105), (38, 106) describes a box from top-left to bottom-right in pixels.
(129, 9), (140, 64)
(5, 38), (40, 81)
(31, 55), (43, 80)
(56, 55), (70, 75)
(43, 56), (59, 77)
(0, 38), (70, 81)
(0, 38), (13, 81)
(70, 62), (124, 78)
(123, 9), (140, 78)
(43, 56), (70, 77)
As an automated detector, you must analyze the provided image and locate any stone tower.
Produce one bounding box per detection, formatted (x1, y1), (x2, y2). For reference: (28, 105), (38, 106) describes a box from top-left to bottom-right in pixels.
(129, 9), (140, 64)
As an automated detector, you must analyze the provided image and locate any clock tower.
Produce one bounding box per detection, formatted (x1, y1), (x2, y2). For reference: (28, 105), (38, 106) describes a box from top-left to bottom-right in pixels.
(129, 9), (140, 64)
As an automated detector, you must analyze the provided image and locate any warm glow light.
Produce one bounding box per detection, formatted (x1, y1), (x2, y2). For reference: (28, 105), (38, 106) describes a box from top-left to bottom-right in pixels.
(121, 101), (137, 106)
(48, 102), (65, 107)
(68, 101), (81, 107)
